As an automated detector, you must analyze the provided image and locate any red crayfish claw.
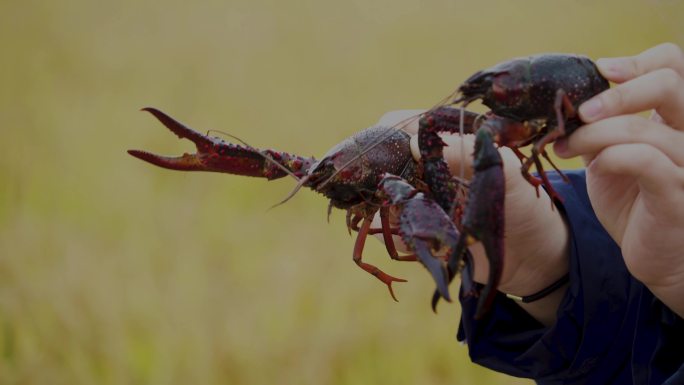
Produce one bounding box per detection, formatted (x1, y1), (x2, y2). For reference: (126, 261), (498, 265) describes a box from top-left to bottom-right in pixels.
(128, 108), (315, 180)
(128, 107), (218, 171)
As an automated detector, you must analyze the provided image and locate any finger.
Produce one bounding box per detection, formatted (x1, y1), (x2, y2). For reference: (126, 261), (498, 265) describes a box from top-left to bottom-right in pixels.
(589, 143), (684, 201)
(596, 42), (684, 83)
(377, 110), (424, 135)
(578, 68), (684, 127)
(554, 115), (684, 166)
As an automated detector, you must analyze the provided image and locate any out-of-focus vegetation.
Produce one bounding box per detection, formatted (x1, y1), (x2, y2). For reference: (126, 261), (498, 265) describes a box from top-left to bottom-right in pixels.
(0, 0), (681, 384)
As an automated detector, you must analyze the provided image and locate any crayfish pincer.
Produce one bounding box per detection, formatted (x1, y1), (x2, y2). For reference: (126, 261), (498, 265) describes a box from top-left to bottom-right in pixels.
(129, 107), (480, 305)
(377, 174), (463, 302)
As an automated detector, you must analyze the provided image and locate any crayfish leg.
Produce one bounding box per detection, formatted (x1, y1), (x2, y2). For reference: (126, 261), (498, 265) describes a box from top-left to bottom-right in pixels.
(376, 210), (418, 261)
(380, 206), (400, 259)
(353, 218), (407, 301)
(510, 147), (529, 163)
(520, 167), (544, 198)
(347, 212), (363, 233)
(521, 145), (566, 203)
(541, 150), (570, 183)
(554, 88), (577, 126)
(521, 89), (578, 202)
(378, 207), (417, 262)
(352, 210), (403, 238)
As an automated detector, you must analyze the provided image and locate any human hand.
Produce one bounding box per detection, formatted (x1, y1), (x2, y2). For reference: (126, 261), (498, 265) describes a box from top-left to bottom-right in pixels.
(376, 110), (570, 324)
(554, 43), (684, 318)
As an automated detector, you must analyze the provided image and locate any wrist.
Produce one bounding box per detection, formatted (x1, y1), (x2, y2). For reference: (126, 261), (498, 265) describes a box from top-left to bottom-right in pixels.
(497, 187), (571, 326)
(499, 237), (570, 327)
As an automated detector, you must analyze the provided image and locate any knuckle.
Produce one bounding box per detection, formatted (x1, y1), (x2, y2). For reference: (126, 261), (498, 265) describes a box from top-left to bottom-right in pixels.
(657, 67), (680, 83)
(654, 68), (681, 97)
(660, 42), (684, 63)
(603, 86), (629, 113)
(640, 146), (661, 170)
(624, 115), (646, 140)
(628, 56), (644, 78)
(592, 147), (619, 174)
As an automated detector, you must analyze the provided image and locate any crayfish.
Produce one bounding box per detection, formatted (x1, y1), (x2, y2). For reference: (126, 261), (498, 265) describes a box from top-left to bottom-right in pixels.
(421, 54), (609, 315)
(129, 107), (480, 305)
(129, 53), (609, 319)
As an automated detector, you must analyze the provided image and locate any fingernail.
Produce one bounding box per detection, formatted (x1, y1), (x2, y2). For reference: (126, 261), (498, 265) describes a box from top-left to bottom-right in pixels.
(596, 58), (626, 78)
(579, 97), (603, 121)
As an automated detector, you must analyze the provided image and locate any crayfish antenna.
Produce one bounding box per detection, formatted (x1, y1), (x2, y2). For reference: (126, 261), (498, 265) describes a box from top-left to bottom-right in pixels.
(268, 174), (311, 210)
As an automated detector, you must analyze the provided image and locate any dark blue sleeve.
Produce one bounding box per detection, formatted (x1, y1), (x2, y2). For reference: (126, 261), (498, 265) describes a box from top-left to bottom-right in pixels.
(456, 169), (684, 385)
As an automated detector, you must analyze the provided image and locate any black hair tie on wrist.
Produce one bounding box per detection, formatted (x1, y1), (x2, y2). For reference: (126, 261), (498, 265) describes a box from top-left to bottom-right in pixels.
(505, 273), (570, 303)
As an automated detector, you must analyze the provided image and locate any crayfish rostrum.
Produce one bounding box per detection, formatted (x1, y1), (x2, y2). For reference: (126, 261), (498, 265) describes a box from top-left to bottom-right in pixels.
(129, 53), (609, 319)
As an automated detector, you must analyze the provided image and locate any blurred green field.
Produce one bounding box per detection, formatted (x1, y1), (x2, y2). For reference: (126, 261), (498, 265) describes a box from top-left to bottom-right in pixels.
(0, 0), (682, 384)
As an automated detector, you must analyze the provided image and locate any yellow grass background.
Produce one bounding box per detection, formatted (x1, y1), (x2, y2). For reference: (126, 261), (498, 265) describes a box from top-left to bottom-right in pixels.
(1, 0), (682, 384)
